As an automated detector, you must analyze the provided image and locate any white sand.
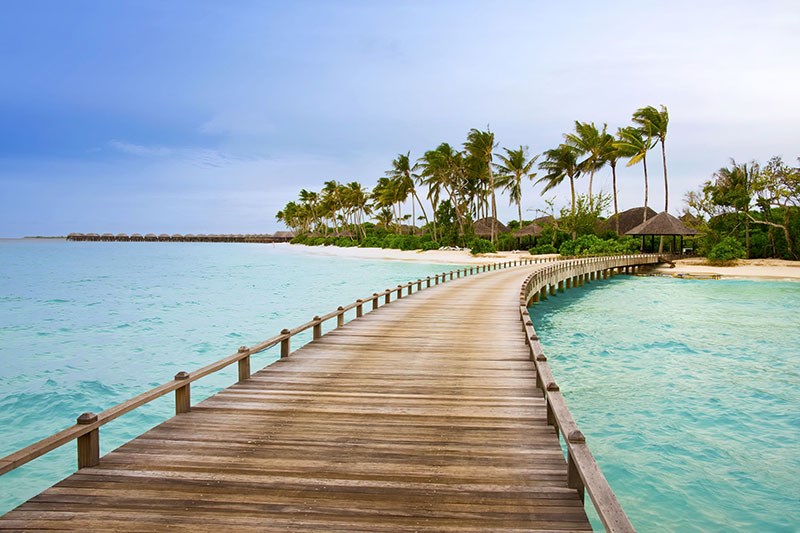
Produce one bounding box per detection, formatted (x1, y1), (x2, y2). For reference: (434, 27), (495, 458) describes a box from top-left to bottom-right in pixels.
(273, 243), (547, 265)
(274, 244), (800, 280)
(648, 258), (800, 281)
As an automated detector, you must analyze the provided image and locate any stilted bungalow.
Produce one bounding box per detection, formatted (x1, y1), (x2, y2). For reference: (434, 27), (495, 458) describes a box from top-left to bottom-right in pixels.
(625, 211), (699, 253)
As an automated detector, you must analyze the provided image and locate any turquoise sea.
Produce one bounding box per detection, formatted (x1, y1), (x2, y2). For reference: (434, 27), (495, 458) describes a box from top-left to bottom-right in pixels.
(531, 275), (800, 532)
(2, 241), (798, 531)
(0, 239), (462, 514)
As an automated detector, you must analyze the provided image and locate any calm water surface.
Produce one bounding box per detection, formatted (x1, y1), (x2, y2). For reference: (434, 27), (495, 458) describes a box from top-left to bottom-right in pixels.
(531, 275), (800, 532)
(0, 239), (462, 513)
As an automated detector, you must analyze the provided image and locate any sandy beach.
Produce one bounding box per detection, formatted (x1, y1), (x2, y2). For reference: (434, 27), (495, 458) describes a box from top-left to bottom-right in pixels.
(647, 257), (800, 281)
(277, 244), (800, 280)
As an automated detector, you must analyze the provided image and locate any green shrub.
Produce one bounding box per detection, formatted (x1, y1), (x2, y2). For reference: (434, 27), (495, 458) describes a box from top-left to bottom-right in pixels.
(420, 240), (440, 251)
(707, 237), (745, 265)
(529, 244), (558, 255)
(468, 238), (496, 255)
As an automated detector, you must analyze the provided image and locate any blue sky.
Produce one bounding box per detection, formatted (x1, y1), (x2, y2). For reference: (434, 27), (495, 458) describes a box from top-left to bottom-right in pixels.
(1, 0), (798, 236)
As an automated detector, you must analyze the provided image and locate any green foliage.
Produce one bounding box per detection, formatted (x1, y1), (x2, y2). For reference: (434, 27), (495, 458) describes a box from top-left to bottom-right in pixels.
(529, 244), (558, 255)
(558, 235), (639, 256)
(468, 238), (496, 255)
(495, 233), (518, 252)
(707, 237), (746, 264)
(420, 240), (441, 250)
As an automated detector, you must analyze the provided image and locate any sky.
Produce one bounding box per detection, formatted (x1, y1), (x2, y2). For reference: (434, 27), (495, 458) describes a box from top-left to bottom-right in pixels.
(1, 0), (799, 237)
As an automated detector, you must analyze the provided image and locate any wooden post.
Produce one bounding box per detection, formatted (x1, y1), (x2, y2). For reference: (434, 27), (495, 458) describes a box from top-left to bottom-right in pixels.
(372, 294), (379, 310)
(417, 279), (422, 291)
(558, 280), (564, 292)
(280, 329), (291, 358)
(566, 277), (572, 289)
(385, 290), (391, 304)
(397, 285), (403, 299)
(76, 412), (99, 469)
(407, 284), (412, 296)
(313, 316), (322, 339)
(356, 299), (363, 318)
(549, 283), (556, 296)
(539, 286), (547, 300)
(457, 269), (461, 278)
(567, 431), (586, 501)
(426, 277), (431, 288)
(174, 371), (190, 414)
(532, 291), (539, 303)
(434, 274), (439, 285)
(449, 271), (454, 280)
(237, 346), (250, 381)
(336, 307), (344, 328)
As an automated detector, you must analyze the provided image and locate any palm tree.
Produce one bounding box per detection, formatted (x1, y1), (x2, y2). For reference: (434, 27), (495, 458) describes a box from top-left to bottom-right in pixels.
(419, 143), (468, 240)
(615, 126), (655, 224)
(464, 128), (498, 243)
(712, 159), (759, 258)
(633, 105), (670, 211)
(537, 144), (581, 239)
(495, 146), (538, 230)
(386, 152), (429, 235)
(601, 131), (622, 234)
(563, 121), (608, 204)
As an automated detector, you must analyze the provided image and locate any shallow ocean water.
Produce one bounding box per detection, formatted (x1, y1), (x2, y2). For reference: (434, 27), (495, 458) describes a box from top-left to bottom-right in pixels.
(531, 275), (800, 532)
(0, 239), (462, 514)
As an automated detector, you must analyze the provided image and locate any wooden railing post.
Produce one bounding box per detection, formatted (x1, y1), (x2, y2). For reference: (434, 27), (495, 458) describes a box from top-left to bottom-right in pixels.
(449, 271), (454, 280)
(356, 299), (363, 317)
(372, 294), (379, 310)
(313, 316), (322, 339)
(385, 290), (391, 304)
(280, 329), (291, 357)
(237, 346), (250, 381)
(417, 279), (422, 291)
(426, 277), (431, 288)
(174, 371), (190, 414)
(435, 274), (439, 285)
(567, 431), (586, 501)
(397, 285), (403, 299)
(407, 284), (412, 296)
(76, 412), (99, 469)
(336, 307), (345, 328)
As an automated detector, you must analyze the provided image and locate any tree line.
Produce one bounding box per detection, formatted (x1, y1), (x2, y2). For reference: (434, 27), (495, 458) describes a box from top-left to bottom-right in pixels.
(277, 105), (672, 247)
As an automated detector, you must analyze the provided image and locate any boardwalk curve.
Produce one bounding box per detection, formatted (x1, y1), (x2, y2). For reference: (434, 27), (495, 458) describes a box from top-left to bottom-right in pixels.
(1, 256), (656, 531)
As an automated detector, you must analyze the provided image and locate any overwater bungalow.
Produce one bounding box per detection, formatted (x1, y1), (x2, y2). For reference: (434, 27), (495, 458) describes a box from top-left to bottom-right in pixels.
(130, 233), (144, 242)
(116, 233), (130, 241)
(144, 233), (157, 242)
(66, 233), (84, 241)
(158, 234), (171, 241)
(171, 234), (183, 241)
(85, 233), (100, 241)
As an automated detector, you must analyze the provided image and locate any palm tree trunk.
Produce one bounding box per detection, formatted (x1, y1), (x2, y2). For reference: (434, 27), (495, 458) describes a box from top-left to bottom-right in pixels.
(643, 156), (649, 224)
(661, 140), (668, 212)
(489, 166), (497, 244)
(612, 163), (619, 235)
(413, 191), (430, 231)
(588, 169), (595, 206)
(745, 205), (750, 258)
(411, 196), (416, 235)
(517, 200), (523, 235)
(569, 175), (576, 240)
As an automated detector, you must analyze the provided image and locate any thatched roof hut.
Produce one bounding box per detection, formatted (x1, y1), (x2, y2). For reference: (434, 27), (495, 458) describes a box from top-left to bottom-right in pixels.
(625, 211), (699, 236)
(601, 207), (659, 235)
(144, 233), (157, 241)
(116, 233), (129, 241)
(514, 222), (544, 238)
(85, 233), (100, 241)
(158, 234), (171, 241)
(130, 233), (144, 241)
(66, 233), (84, 241)
(272, 230), (295, 241)
(171, 234), (183, 241)
(473, 217), (509, 238)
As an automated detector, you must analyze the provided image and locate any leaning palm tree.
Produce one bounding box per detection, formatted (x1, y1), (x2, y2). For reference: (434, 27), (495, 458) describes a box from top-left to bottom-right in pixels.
(615, 126), (655, 224)
(464, 128), (498, 243)
(563, 121), (608, 205)
(536, 144), (581, 239)
(495, 146), (538, 230)
(633, 105), (670, 211)
(386, 152), (428, 235)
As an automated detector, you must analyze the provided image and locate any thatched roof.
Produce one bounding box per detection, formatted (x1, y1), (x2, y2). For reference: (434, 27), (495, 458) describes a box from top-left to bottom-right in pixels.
(601, 207), (659, 235)
(473, 217), (509, 238)
(273, 230), (295, 239)
(625, 211), (699, 236)
(514, 222), (544, 237)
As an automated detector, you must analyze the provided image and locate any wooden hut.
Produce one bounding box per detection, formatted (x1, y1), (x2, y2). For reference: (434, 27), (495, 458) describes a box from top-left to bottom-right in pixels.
(171, 234), (183, 241)
(85, 233), (100, 241)
(272, 231), (295, 242)
(473, 217), (509, 239)
(158, 234), (171, 241)
(625, 211), (699, 253)
(116, 233), (130, 241)
(513, 222), (544, 249)
(144, 233), (157, 242)
(66, 233), (83, 241)
(130, 233), (144, 242)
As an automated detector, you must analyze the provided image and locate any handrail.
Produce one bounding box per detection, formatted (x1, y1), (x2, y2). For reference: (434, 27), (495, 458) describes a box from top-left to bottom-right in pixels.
(518, 254), (660, 532)
(1, 252), (661, 532)
(1, 254), (573, 476)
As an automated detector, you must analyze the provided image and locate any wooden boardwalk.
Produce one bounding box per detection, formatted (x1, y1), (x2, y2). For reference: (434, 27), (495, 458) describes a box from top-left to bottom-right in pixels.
(1, 266), (593, 531)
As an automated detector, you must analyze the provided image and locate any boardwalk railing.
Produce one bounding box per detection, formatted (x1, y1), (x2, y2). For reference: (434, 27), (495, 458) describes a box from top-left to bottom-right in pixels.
(1, 253), (659, 531)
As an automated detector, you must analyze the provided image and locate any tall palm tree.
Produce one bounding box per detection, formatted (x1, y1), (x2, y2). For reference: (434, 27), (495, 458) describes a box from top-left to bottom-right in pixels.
(712, 159), (759, 258)
(563, 121), (608, 204)
(386, 152), (429, 235)
(536, 144), (581, 239)
(633, 105), (670, 211)
(464, 128), (498, 243)
(615, 126), (655, 224)
(419, 143), (467, 239)
(601, 131), (622, 234)
(495, 146), (538, 230)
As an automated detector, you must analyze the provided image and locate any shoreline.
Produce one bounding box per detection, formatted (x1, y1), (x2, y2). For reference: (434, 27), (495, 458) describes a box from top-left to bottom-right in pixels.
(647, 258), (800, 281)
